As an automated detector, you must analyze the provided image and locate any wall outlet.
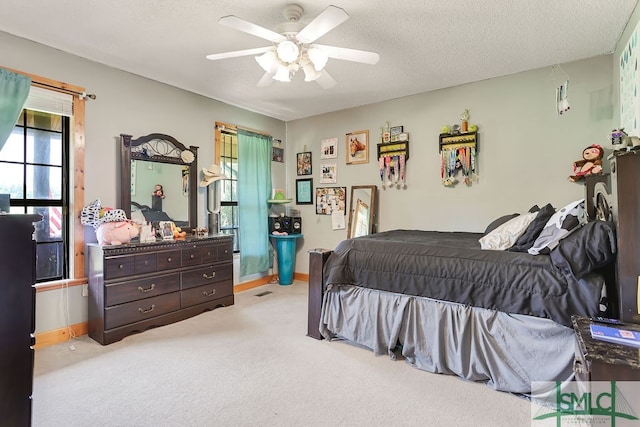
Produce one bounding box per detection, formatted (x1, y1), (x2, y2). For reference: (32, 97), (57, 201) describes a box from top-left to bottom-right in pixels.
(82, 284), (88, 297)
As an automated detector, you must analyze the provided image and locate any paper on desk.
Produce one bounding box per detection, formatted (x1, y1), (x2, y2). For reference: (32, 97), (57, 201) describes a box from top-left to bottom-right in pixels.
(332, 210), (345, 230)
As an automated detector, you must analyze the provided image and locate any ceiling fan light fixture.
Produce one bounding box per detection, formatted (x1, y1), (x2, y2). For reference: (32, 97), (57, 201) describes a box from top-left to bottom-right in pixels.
(255, 50), (278, 73)
(272, 64), (291, 82)
(307, 46), (328, 71)
(276, 40), (300, 63)
(302, 62), (321, 82)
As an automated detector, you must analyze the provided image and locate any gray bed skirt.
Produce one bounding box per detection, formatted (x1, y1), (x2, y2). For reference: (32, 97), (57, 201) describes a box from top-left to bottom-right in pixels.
(319, 285), (576, 394)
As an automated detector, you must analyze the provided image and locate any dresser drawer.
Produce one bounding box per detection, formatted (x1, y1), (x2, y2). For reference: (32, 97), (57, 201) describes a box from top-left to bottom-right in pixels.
(181, 246), (201, 267)
(135, 253), (157, 275)
(200, 245), (218, 264)
(181, 263), (233, 289)
(104, 255), (135, 280)
(217, 242), (233, 261)
(157, 249), (181, 271)
(105, 252), (162, 280)
(104, 293), (181, 330)
(181, 280), (233, 308)
(105, 273), (180, 306)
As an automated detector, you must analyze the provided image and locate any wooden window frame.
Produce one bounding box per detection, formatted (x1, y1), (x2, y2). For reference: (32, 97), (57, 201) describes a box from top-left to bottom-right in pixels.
(3, 66), (87, 288)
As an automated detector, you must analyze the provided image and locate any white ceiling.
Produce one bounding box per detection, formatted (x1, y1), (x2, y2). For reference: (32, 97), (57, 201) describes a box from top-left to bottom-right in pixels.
(0, 1), (637, 121)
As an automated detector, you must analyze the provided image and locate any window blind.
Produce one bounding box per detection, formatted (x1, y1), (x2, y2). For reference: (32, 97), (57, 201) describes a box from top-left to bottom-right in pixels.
(23, 86), (73, 116)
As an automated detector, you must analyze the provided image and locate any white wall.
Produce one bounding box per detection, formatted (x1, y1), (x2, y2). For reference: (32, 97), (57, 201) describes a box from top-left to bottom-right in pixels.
(286, 55), (615, 274)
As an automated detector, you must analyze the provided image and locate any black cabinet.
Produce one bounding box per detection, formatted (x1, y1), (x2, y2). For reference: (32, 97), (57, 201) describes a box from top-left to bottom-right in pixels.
(609, 151), (640, 323)
(0, 214), (41, 426)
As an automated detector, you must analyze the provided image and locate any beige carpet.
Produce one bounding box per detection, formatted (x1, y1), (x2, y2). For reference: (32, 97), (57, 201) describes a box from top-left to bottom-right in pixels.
(33, 281), (535, 426)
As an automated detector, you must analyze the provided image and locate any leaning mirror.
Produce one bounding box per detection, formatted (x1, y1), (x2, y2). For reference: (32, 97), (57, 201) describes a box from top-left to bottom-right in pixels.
(120, 133), (198, 231)
(347, 185), (377, 239)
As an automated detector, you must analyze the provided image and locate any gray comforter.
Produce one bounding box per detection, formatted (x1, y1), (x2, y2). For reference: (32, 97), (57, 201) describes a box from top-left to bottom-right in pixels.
(323, 223), (616, 327)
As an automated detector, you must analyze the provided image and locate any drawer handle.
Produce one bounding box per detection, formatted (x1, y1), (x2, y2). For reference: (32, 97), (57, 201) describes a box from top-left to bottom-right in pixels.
(206, 251), (211, 256)
(190, 254), (195, 259)
(138, 304), (156, 314)
(144, 260), (149, 265)
(202, 272), (216, 279)
(167, 257), (172, 262)
(119, 264), (124, 269)
(138, 284), (156, 293)
(203, 289), (216, 297)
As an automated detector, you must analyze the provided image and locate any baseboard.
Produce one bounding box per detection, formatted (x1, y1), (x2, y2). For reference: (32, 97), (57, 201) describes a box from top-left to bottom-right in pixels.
(35, 322), (89, 349)
(234, 275), (277, 293)
(294, 272), (309, 282)
(35, 272), (310, 349)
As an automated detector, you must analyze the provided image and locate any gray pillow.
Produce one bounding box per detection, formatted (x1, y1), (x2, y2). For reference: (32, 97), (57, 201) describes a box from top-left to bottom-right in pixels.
(550, 221), (616, 280)
(508, 203), (555, 252)
(484, 213), (519, 235)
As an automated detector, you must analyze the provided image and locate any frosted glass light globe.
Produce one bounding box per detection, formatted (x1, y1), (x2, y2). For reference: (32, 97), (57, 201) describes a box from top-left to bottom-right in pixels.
(276, 40), (300, 63)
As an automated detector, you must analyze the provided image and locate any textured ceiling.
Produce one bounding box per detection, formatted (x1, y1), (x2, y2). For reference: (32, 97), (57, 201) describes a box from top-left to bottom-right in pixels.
(0, 0), (637, 121)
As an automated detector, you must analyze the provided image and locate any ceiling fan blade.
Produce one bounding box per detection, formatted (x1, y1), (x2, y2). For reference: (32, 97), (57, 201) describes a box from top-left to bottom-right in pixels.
(314, 44), (380, 64)
(316, 70), (336, 89)
(218, 15), (286, 43)
(206, 46), (272, 61)
(296, 5), (349, 44)
(257, 72), (274, 87)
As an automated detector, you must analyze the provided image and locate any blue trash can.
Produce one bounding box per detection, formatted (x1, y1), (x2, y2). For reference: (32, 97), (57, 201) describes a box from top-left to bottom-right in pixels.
(271, 234), (303, 285)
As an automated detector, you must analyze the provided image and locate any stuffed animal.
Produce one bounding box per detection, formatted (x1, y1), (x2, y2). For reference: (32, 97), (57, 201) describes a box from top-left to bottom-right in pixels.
(81, 198), (139, 245)
(569, 144), (604, 182)
(172, 223), (187, 239)
(96, 221), (139, 246)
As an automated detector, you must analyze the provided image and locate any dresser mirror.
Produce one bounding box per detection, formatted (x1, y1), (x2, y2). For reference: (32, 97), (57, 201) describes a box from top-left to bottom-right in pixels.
(120, 133), (198, 231)
(347, 185), (377, 239)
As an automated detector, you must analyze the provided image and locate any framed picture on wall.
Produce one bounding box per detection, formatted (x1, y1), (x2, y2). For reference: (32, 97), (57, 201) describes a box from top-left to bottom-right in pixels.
(296, 178), (313, 205)
(320, 137), (338, 159)
(315, 186), (347, 215)
(320, 163), (337, 184)
(272, 147), (284, 163)
(346, 130), (369, 164)
(296, 151), (312, 175)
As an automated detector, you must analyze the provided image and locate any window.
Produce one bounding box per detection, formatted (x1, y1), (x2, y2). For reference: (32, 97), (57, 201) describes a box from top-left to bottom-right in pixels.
(217, 127), (239, 251)
(1, 109), (69, 282)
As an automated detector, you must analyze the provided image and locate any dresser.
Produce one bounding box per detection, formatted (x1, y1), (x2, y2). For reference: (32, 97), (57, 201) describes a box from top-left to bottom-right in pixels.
(0, 214), (41, 426)
(88, 235), (234, 345)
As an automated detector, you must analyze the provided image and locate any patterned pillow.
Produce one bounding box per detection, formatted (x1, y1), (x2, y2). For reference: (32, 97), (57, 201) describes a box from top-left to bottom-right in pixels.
(508, 203), (555, 252)
(528, 199), (587, 255)
(479, 211), (538, 250)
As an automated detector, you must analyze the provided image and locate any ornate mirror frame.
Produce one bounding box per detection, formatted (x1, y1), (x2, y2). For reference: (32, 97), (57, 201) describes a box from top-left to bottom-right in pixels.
(120, 133), (198, 231)
(347, 185), (377, 239)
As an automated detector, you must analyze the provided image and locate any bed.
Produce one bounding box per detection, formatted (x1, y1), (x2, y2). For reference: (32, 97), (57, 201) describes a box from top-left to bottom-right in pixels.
(307, 173), (625, 395)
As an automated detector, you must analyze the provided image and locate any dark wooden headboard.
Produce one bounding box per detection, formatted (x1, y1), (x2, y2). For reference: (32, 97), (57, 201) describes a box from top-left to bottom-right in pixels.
(585, 151), (640, 324)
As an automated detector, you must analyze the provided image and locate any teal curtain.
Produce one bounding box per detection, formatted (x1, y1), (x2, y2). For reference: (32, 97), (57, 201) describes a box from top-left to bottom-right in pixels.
(237, 129), (272, 277)
(0, 68), (31, 152)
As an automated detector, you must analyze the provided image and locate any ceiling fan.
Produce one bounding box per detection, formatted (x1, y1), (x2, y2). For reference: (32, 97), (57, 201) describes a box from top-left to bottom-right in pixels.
(206, 4), (380, 89)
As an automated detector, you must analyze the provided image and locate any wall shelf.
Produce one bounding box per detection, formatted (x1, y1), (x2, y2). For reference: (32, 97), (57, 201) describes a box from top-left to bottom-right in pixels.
(377, 141), (410, 160)
(439, 132), (478, 152)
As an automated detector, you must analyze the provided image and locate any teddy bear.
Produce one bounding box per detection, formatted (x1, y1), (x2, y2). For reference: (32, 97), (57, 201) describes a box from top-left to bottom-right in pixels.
(568, 144), (604, 182)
